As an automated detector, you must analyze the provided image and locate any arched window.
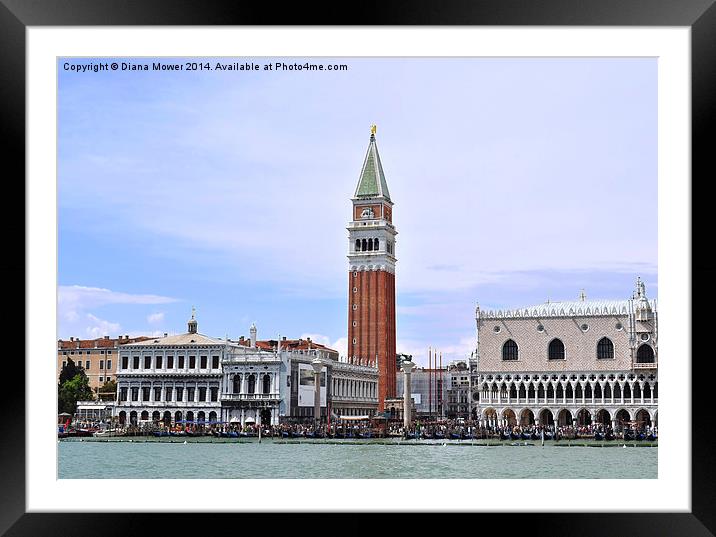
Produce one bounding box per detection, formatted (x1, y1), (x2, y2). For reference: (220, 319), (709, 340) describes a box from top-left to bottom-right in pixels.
(248, 374), (256, 394)
(263, 374), (271, 394)
(636, 344), (655, 363)
(361, 238), (367, 251)
(597, 337), (614, 359)
(548, 338), (565, 360)
(502, 339), (518, 361)
(355, 239), (360, 252)
(233, 375), (241, 394)
(374, 238), (379, 250)
(367, 238), (373, 251)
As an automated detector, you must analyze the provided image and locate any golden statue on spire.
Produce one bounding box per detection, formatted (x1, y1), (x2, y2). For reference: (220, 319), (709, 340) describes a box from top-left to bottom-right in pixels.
(370, 124), (377, 135)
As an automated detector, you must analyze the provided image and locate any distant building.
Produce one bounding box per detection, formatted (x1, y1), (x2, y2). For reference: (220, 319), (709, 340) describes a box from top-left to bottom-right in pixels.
(445, 360), (471, 419)
(221, 329), (378, 425)
(472, 278), (658, 430)
(396, 367), (447, 419)
(111, 312), (378, 428)
(57, 334), (151, 396)
(114, 310), (225, 426)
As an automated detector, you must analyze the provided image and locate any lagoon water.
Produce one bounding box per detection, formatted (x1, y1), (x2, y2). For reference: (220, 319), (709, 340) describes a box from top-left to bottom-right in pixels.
(58, 439), (657, 479)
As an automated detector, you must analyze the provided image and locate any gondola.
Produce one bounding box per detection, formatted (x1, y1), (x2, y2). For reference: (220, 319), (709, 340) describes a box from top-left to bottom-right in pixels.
(449, 433), (461, 440)
(510, 432), (521, 440)
(404, 432), (416, 440)
(521, 431), (532, 440)
(500, 431), (511, 440)
(647, 433), (657, 441)
(290, 431), (304, 438)
(531, 432), (540, 441)
(605, 432), (616, 441)
(169, 431), (186, 437)
(461, 431), (473, 440)
(623, 430), (635, 441)
(593, 432), (604, 440)
(281, 431), (290, 438)
(152, 431), (170, 437)
(543, 431), (554, 440)
(433, 431), (445, 440)
(357, 431), (372, 439)
(635, 432), (646, 441)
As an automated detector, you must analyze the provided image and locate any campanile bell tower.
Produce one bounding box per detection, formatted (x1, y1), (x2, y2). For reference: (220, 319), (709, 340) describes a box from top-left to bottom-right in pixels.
(347, 125), (397, 411)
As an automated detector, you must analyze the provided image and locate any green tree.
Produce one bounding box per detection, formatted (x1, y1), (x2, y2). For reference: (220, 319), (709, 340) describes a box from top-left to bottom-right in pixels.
(58, 373), (94, 415)
(58, 357), (82, 385)
(98, 379), (117, 401)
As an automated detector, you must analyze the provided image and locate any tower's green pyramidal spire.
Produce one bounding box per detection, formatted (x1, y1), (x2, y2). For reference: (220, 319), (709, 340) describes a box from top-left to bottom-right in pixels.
(354, 128), (391, 201)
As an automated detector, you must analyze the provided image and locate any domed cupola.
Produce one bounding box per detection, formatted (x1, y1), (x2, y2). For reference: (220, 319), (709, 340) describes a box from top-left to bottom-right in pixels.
(188, 306), (198, 334)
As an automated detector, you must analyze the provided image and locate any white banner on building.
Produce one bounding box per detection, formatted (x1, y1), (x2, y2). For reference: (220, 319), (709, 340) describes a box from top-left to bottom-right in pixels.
(298, 363), (327, 407)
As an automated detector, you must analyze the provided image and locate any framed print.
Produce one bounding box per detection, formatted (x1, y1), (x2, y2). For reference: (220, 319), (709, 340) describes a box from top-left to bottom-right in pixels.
(4, 0), (714, 534)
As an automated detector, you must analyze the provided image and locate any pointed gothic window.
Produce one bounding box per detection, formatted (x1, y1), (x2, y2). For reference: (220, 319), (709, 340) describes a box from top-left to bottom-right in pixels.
(636, 344), (655, 363)
(548, 338), (565, 360)
(597, 337), (614, 359)
(502, 339), (518, 361)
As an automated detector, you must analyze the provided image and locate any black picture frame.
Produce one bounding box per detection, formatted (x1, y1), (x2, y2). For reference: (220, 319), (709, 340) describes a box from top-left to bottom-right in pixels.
(3, 1), (712, 534)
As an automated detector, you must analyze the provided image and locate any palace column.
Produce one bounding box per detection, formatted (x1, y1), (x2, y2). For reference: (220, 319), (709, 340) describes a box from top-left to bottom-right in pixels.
(401, 361), (416, 431)
(311, 359), (322, 428)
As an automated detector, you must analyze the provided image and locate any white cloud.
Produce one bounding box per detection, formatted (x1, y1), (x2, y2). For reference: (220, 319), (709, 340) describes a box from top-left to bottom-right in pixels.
(59, 285), (177, 311)
(58, 285), (178, 340)
(84, 313), (121, 339)
(300, 333), (348, 361)
(397, 334), (476, 368)
(147, 312), (165, 324)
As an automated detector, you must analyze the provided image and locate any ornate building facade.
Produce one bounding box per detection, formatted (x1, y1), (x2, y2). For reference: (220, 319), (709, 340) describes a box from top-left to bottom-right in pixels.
(114, 311), (224, 426)
(347, 126), (397, 410)
(472, 278), (658, 430)
(112, 313), (378, 427)
(221, 329), (379, 425)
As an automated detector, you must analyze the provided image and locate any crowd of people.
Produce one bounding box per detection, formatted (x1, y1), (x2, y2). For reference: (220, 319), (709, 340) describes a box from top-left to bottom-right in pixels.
(397, 418), (658, 441)
(61, 414), (658, 441)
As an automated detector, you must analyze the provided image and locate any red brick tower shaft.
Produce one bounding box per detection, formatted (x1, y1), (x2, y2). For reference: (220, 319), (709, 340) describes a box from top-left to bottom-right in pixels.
(347, 127), (397, 411)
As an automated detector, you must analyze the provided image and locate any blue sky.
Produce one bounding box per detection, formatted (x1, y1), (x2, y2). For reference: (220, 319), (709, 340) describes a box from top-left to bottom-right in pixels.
(58, 57), (657, 366)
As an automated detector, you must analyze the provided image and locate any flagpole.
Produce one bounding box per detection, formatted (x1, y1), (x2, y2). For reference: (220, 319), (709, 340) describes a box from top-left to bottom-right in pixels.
(428, 347), (432, 422)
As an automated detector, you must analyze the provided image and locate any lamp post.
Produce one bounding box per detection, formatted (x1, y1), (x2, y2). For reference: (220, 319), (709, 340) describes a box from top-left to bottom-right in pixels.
(401, 361), (416, 433)
(311, 358), (322, 430)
